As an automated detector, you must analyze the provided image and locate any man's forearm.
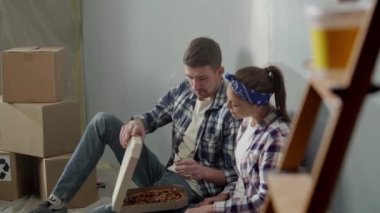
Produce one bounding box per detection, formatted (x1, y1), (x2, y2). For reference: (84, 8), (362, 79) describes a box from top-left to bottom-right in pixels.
(201, 166), (226, 186)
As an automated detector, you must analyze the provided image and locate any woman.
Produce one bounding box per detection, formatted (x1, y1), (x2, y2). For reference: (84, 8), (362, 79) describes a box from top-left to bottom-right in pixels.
(186, 66), (290, 212)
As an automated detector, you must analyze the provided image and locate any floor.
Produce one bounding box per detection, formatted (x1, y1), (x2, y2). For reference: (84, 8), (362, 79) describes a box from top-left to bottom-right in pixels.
(0, 161), (119, 213)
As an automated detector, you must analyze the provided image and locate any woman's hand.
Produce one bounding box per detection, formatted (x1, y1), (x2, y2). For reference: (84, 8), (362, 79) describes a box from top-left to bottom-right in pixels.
(185, 204), (213, 213)
(197, 193), (228, 207)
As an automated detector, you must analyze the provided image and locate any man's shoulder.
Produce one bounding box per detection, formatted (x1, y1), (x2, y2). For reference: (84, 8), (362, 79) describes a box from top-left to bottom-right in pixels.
(176, 79), (190, 88)
(213, 104), (241, 124)
(165, 80), (196, 106)
(172, 80), (191, 93)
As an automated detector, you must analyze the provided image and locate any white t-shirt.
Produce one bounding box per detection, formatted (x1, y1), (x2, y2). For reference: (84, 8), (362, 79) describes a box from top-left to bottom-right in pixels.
(168, 99), (212, 195)
(235, 117), (256, 173)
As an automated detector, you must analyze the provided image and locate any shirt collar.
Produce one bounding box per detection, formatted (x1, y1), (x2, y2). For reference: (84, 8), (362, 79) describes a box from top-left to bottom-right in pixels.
(256, 107), (279, 131)
(187, 79), (227, 110)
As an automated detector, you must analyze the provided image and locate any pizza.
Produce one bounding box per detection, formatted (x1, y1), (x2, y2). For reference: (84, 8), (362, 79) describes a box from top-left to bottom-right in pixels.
(125, 187), (184, 205)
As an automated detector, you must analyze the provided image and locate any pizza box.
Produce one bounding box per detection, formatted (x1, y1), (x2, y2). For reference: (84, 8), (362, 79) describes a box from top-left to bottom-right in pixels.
(111, 136), (188, 213)
(122, 184), (187, 212)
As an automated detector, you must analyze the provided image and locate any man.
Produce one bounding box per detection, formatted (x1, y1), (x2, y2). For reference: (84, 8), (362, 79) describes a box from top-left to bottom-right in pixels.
(30, 37), (240, 213)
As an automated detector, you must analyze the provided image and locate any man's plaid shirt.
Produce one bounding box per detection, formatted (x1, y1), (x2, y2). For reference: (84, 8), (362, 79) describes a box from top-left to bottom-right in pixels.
(135, 79), (240, 198)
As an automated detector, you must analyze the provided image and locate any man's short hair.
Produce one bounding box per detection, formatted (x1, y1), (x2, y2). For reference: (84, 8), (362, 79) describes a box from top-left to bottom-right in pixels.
(183, 37), (222, 70)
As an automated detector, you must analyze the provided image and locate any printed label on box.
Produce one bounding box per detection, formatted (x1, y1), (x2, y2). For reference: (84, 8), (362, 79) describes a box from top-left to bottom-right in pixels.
(0, 155), (12, 181)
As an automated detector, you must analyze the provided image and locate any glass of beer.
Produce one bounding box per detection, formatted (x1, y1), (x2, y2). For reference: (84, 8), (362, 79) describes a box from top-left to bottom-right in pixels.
(305, 2), (370, 72)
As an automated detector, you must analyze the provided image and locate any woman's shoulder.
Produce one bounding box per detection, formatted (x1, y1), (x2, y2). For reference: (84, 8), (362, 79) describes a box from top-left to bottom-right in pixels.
(267, 115), (290, 137)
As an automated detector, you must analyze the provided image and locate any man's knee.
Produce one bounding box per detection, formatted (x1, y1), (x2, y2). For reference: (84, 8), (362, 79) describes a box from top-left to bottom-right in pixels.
(94, 111), (113, 120)
(87, 112), (122, 132)
(91, 112), (117, 125)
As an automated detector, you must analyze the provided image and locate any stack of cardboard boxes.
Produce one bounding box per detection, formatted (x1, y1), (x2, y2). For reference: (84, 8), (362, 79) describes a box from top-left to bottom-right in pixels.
(0, 47), (98, 208)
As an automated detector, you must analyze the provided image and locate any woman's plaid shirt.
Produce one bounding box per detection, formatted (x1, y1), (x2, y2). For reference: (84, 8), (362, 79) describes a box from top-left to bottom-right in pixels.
(214, 110), (290, 212)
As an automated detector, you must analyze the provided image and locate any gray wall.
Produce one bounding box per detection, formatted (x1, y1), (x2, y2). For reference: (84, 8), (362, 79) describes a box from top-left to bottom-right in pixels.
(82, 0), (254, 165)
(82, 0), (380, 212)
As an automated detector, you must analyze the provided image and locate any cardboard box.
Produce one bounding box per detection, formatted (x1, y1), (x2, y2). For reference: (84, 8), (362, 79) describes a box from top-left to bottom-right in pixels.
(1, 46), (66, 103)
(112, 137), (188, 212)
(38, 153), (98, 209)
(0, 151), (35, 201)
(0, 98), (80, 157)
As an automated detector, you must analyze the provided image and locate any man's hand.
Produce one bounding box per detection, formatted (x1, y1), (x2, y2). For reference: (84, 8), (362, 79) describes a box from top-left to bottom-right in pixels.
(119, 119), (145, 148)
(197, 193), (228, 207)
(176, 159), (226, 185)
(175, 159), (204, 180)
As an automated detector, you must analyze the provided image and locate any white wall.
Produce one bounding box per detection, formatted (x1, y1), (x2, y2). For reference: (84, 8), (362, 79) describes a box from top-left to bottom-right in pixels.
(82, 0), (380, 212)
(82, 0), (253, 165)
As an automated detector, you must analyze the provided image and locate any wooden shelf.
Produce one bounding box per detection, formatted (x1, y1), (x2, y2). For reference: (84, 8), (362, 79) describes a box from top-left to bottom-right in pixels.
(308, 75), (343, 112)
(306, 70), (350, 90)
(304, 60), (351, 88)
(265, 1), (380, 212)
(303, 63), (350, 111)
(267, 173), (313, 213)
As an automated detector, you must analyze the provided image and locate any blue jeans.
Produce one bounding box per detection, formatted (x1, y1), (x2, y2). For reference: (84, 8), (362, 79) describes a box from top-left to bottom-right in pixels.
(51, 112), (201, 210)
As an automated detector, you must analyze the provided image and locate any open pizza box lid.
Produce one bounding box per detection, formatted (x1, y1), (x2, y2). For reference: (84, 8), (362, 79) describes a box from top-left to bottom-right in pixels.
(111, 137), (188, 213)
